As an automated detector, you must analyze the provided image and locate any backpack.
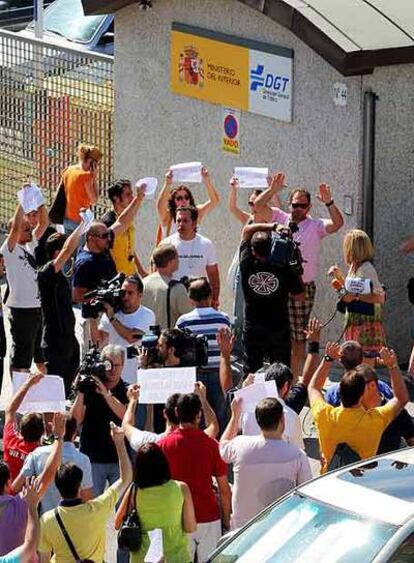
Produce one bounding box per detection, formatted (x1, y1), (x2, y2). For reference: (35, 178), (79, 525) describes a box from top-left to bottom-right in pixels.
(327, 442), (361, 472)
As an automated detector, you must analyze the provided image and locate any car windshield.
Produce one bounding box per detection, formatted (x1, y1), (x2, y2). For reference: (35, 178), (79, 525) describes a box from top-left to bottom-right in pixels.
(29, 0), (107, 43)
(210, 494), (397, 562)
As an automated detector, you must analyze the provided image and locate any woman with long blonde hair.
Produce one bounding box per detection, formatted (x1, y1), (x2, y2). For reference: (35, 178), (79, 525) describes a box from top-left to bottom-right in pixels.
(329, 229), (386, 358)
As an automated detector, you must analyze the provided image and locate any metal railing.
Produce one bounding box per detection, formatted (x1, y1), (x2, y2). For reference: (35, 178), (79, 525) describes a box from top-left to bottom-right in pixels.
(0, 29), (113, 229)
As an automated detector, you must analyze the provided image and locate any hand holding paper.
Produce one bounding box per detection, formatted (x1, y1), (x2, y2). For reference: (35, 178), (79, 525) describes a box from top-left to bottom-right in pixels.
(234, 167), (269, 189)
(170, 161), (202, 183)
(235, 380), (278, 413)
(17, 183), (45, 213)
(12, 373), (66, 414)
(136, 177), (158, 199)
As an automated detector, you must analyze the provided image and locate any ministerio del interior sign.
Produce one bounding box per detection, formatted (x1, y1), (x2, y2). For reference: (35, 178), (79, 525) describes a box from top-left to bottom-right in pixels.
(170, 22), (293, 123)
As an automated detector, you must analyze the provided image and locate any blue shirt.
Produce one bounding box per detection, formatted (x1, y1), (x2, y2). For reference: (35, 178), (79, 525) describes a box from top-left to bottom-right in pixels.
(21, 442), (93, 514)
(176, 307), (231, 368)
(325, 379), (393, 407)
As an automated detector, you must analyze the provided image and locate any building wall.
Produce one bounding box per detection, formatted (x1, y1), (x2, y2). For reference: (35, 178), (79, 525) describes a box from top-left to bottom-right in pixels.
(363, 66), (414, 360)
(114, 0), (363, 341)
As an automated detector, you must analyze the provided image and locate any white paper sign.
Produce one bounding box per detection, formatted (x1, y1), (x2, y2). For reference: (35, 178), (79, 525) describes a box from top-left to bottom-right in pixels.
(234, 167), (269, 188)
(144, 529), (164, 563)
(333, 82), (347, 107)
(170, 161), (202, 183)
(17, 183), (45, 213)
(137, 367), (196, 404)
(235, 381), (278, 413)
(12, 373), (66, 414)
(79, 209), (94, 233)
(136, 177), (158, 199)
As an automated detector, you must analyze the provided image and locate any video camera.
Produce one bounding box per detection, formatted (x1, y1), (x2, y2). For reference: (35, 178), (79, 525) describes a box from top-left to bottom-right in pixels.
(127, 326), (209, 368)
(72, 347), (111, 394)
(269, 221), (304, 276)
(82, 273), (126, 319)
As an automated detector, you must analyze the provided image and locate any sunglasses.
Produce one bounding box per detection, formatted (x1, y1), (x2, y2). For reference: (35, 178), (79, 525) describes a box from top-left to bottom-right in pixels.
(291, 203), (309, 209)
(175, 195), (190, 202)
(94, 232), (110, 239)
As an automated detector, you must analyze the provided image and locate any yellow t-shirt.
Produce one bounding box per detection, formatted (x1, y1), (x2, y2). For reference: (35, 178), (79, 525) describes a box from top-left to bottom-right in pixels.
(39, 482), (120, 562)
(311, 400), (396, 473)
(111, 223), (136, 275)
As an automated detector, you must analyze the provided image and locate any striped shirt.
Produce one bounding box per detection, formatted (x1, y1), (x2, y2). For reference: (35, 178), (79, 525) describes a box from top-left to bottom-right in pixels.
(176, 307), (231, 368)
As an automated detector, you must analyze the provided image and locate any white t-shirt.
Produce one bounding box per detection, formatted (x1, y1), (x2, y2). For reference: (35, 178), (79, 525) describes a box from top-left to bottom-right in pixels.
(241, 398), (304, 450)
(163, 232), (217, 280)
(220, 436), (312, 529)
(99, 305), (156, 384)
(0, 239), (40, 308)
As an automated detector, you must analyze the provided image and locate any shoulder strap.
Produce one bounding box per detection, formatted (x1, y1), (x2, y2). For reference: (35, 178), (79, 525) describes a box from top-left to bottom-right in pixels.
(54, 508), (81, 560)
(166, 279), (181, 329)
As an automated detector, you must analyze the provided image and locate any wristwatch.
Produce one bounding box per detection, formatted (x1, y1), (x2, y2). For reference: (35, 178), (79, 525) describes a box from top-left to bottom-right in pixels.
(323, 354), (334, 362)
(326, 200), (334, 207)
(109, 316), (116, 323)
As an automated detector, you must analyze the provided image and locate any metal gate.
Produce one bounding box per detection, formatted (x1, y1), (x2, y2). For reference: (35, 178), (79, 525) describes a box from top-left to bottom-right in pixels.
(0, 29), (113, 229)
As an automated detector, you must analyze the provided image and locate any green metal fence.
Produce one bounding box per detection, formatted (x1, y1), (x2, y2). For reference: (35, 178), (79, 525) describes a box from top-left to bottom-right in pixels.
(0, 29), (113, 229)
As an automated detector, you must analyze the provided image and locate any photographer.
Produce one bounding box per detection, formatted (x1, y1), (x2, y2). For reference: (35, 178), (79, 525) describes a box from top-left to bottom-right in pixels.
(96, 274), (155, 384)
(240, 222), (304, 374)
(70, 344), (128, 496)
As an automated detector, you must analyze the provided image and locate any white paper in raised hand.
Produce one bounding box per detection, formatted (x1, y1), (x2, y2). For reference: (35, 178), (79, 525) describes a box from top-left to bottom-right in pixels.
(170, 161), (202, 183)
(136, 177), (158, 199)
(144, 529), (163, 563)
(235, 381), (278, 413)
(79, 209), (94, 233)
(137, 367), (196, 404)
(17, 183), (45, 213)
(234, 167), (269, 189)
(12, 373), (66, 414)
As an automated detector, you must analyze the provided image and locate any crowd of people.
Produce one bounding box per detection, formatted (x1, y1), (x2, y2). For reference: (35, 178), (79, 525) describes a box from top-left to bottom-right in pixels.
(0, 142), (413, 562)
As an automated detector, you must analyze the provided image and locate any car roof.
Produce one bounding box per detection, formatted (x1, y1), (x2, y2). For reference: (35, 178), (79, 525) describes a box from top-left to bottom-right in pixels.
(299, 448), (414, 526)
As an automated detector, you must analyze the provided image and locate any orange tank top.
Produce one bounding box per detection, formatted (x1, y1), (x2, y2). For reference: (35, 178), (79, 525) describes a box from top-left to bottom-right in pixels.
(63, 165), (94, 222)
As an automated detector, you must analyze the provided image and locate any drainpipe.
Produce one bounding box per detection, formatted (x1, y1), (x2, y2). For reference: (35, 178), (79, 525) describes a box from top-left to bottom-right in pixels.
(361, 90), (377, 241)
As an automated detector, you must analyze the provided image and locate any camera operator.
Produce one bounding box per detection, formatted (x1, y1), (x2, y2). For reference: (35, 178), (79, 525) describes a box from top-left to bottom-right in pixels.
(240, 222), (304, 375)
(96, 274), (155, 384)
(254, 176), (344, 376)
(70, 344), (128, 496)
(73, 186), (146, 354)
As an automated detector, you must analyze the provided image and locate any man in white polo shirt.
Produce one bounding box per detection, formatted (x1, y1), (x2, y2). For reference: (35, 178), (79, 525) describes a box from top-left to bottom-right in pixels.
(163, 206), (220, 308)
(255, 176), (344, 376)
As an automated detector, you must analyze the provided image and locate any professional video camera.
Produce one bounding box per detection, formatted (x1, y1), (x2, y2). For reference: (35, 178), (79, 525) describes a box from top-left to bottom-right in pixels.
(269, 221), (304, 276)
(82, 273), (126, 319)
(127, 326), (208, 368)
(72, 347), (111, 394)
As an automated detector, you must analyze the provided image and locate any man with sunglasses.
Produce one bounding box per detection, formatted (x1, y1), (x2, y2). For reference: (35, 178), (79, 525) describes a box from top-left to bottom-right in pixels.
(254, 176), (344, 377)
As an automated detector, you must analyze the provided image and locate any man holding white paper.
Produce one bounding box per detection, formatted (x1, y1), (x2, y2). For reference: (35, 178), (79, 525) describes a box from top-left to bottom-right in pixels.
(101, 179), (147, 277)
(220, 397), (312, 529)
(0, 189), (48, 375)
(163, 206), (220, 307)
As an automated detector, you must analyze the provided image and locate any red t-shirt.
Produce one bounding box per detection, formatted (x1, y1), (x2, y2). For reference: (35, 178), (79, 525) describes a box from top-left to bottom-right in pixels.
(158, 427), (227, 523)
(3, 421), (39, 481)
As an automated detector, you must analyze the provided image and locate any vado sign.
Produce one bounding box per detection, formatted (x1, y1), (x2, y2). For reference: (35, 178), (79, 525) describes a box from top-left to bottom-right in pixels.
(171, 23), (293, 122)
(222, 108), (240, 155)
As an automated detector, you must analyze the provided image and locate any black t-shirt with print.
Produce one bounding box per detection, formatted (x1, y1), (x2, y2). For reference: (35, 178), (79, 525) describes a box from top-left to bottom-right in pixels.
(239, 239), (303, 330)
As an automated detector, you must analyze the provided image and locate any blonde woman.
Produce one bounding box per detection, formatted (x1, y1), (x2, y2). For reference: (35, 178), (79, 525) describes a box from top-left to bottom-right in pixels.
(62, 143), (102, 235)
(329, 229), (386, 358)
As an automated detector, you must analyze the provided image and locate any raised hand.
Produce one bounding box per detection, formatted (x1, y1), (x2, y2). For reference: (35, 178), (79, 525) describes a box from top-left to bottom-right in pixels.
(127, 384), (140, 402)
(379, 347), (398, 369)
(317, 183), (332, 204)
(216, 327), (235, 357)
(325, 341), (342, 361)
(304, 317), (321, 342)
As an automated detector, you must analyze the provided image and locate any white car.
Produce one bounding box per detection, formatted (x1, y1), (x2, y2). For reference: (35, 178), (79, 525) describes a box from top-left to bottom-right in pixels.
(208, 447), (414, 562)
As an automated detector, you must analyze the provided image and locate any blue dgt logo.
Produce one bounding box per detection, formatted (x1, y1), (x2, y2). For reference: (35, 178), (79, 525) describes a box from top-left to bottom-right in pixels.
(250, 64), (265, 91)
(250, 63), (290, 92)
